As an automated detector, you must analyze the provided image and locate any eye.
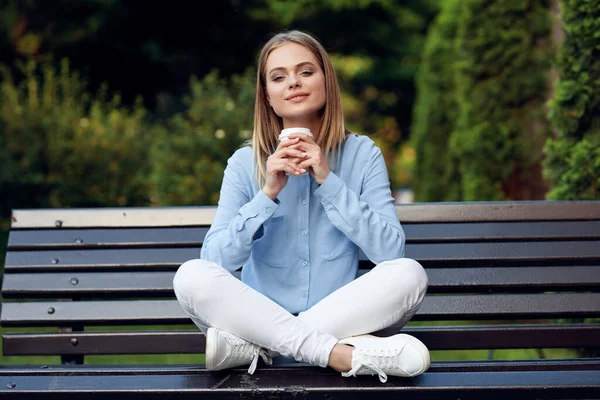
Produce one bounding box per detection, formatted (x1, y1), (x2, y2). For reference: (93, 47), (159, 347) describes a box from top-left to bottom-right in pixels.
(300, 70), (313, 76)
(272, 75), (285, 82)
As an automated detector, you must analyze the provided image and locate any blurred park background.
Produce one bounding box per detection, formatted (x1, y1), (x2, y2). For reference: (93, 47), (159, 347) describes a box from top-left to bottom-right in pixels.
(0, 0), (599, 364)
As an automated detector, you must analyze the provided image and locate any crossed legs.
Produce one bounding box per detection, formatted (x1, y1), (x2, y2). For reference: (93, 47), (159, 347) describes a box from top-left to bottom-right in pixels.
(172, 258), (428, 369)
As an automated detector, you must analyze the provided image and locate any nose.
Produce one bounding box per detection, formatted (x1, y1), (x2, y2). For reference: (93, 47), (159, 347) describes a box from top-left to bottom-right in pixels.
(288, 74), (300, 88)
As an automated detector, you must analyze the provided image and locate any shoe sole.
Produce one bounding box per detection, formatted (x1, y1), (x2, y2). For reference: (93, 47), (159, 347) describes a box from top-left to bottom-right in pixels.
(205, 327), (219, 371)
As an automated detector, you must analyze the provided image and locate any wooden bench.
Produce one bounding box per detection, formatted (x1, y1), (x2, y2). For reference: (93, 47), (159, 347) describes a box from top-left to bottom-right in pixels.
(1, 201), (600, 399)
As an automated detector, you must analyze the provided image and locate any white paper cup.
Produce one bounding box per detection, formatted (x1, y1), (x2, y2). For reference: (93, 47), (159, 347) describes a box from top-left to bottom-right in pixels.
(279, 128), (312, 176)
(279, 127), (313, 142)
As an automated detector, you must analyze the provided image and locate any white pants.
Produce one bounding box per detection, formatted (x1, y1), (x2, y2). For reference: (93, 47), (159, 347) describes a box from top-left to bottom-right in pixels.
(173, 258), (428, 368)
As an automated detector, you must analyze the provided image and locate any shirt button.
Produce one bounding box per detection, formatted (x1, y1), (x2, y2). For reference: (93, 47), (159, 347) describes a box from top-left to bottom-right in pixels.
(301, 230), (307, 235)
(266, 207), (272, 213)
(302, 261), (308, 266)
(302, 199), (308, 204)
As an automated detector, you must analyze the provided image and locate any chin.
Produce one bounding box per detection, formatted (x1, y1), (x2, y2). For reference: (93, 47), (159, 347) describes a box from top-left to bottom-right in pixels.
(278, 106), (323, 121)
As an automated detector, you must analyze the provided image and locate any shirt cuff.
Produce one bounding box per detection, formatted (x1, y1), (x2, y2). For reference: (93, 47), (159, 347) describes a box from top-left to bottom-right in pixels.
(242, 189), (278, 221)
(240, 190), (279, 241)
(314, 172), (344, 203)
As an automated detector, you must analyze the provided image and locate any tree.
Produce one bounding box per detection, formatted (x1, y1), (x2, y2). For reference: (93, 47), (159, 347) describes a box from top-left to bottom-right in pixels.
(412, 0), (554, 201)
(1, 0), (441, 191)
(543, 0), (600, 200)
(410, 0), (461, 202)
(0, 0), (275, 114)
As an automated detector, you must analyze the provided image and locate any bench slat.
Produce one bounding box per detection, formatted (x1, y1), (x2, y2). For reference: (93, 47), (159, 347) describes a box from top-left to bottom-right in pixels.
(4, 248), (200, 271)
(4, 324), (600, 356)
(403, 221), (600, 242)
(2, 359), (600, 374)
(8, 221), (600, 249)
(3, 294), (600, 327)
(10, 207), (218, 229)
(3, 266), (600, 298)
(8, 227), (209, 249)
(5, 241), (600, 272)
(1, 368), (600, 398)
(11, 201), (600, 228)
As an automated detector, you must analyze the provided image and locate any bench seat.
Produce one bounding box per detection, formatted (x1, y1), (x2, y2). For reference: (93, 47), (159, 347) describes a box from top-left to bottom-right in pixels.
(2, 361), (600, 399)
(1, 201), (600, 398)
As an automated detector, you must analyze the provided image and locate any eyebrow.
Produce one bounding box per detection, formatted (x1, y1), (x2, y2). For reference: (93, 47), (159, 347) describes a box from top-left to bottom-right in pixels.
(267, 61), (316, 76)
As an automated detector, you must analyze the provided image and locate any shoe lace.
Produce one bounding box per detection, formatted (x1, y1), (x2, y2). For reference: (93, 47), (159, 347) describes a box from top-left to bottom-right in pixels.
(341, 344), (410, 383)
(226, 336), (272, 375)
(247, 347), (272, 375)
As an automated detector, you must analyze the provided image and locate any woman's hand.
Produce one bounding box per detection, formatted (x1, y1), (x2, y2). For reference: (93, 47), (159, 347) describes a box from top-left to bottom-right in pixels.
(290, 134), (331, 185)
(262, 137), (308, 200)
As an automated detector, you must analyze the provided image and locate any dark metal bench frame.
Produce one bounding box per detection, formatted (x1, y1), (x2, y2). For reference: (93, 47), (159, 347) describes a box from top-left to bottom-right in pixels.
(1, 201), (600, 399)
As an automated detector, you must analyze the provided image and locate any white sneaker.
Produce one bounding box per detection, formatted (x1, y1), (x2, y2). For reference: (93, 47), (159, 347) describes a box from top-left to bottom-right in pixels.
(339, 333), (430, 383)
(205, 327), (272, 374)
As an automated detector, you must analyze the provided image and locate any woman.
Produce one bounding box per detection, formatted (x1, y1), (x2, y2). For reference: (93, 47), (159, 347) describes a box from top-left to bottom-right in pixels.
(173, 30), (430, 383)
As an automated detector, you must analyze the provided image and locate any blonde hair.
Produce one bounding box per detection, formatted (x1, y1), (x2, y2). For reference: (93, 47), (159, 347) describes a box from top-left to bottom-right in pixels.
(250, 30), (350, 187)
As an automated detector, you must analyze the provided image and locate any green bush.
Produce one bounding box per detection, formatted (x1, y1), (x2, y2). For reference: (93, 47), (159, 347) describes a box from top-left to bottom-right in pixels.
(150, 69), (256, 206)
(543, 0), (600, 200)
(0, 58), (154, 215)
(0, 58), (263, 215)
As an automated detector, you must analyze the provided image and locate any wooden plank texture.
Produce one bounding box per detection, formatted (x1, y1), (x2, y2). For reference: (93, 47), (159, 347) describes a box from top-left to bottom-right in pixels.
(5, 241), (600, 272)
(4, 324), (600, 356)
(11, 201), (600, 229)
(3, 266), (600, 298)
(3, 294), (600, 327)
(8, 221), (600, 249)
(0, 368), (599, 399)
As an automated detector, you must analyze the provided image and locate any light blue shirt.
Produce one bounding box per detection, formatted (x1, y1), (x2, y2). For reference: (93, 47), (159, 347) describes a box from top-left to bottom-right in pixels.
(200, 134), (405, 314)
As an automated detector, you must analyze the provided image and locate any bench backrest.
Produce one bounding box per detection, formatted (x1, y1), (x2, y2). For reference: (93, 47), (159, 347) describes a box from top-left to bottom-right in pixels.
(2, 201), (600, 363)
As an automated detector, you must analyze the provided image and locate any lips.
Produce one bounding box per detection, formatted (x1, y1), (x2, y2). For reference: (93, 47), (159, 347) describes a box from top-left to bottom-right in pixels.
(286, 92), (309, 101)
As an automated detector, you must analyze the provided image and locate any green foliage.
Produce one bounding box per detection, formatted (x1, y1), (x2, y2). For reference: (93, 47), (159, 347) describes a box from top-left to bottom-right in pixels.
(150, 69), (256, 206)
(410, 0), (462, 201)
(412, 0), (553, 201)
(0, 58), (154, 216)
(451, 0), (553, 201)
(543, 0), (600, 199)
(0, 0), (443, 195)
(0, 58), (260, 213)
(544, 139), (600, 199)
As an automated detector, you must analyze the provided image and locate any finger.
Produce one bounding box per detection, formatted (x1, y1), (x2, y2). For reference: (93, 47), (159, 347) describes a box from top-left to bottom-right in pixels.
(288, 157), (304, 165)
(283, 162), (306, 175)
(288, 134), (315, 144)
(279, 148), (308, 159)
(298, 158), (321, 170)
(269, 147), (303, 162)
(270, 160), (306, 175)
(276, 137), (301, 150)
(290, 141), (319, 154)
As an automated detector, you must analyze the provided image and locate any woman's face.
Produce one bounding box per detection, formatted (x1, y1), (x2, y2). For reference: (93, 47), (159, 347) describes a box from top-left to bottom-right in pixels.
(264, 42), (326, 128)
